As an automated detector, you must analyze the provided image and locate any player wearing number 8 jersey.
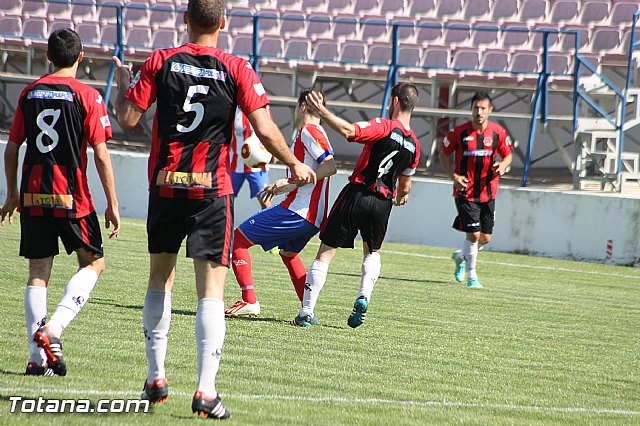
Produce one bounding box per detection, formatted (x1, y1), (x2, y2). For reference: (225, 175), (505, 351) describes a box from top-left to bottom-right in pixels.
(291, 83), (421, 329)
(112, 0), (315, 419)
(1, 28), (120, 377)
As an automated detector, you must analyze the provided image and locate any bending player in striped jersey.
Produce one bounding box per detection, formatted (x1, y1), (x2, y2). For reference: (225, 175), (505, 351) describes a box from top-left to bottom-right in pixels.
(225, 88), (336, 317)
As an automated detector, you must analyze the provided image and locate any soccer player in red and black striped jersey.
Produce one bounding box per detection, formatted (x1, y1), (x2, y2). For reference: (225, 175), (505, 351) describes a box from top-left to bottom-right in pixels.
(1, 29), (120, 377)
(292, 83), (421, 329)
(438, 91), (513, 289)
(112, 0), (315, 418)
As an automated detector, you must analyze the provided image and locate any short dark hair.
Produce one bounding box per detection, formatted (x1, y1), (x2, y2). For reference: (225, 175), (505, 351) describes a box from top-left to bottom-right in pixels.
(471, 91), (493, 107)
(391, 83), (419, 112)
(298, 87), (325, 107)
(188, 0), (225, 31)
(48, 28), (82, 69)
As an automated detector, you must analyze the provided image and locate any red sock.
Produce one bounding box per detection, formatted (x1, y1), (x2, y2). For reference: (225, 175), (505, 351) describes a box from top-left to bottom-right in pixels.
(280, 253), (306, 302)
(232, 229), (257, 304)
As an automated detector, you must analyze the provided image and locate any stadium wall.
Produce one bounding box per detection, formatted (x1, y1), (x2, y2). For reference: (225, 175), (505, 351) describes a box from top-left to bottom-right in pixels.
(1, 141), (638, 265)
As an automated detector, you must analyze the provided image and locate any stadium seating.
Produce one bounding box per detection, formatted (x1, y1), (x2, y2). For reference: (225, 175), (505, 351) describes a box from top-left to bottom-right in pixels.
(2, 0), (639, 82)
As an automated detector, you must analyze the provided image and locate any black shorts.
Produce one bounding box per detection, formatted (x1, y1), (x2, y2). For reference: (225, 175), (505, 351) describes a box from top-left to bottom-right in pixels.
(147, 192), (234, 266)
(320, 183), (393, 252)
(20, 212), (104, 259)
(452, 198), (495, 234)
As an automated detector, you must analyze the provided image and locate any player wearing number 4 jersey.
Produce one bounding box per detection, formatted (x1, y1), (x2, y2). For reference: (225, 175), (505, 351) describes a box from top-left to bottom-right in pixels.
(226, 88), (336, 318)
(292, 83), (421, 328)
(438, 91), (512, 289)
(1, 28), (121, 377)
(113, 0), (315, 419)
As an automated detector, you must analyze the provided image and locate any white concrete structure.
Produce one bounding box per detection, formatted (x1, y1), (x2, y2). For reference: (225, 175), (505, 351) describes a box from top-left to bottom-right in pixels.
(1, 141), (638, 265)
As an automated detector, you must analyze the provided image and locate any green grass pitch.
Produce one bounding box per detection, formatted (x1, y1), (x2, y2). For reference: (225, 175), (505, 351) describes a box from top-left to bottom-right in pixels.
(0, 215), (638, 425)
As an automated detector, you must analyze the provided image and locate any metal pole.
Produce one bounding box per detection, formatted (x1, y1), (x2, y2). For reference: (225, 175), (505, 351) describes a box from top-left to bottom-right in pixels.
(251, 15), (260, 73)
(380, 24), (399, 117)
(571, 31), (582, 189)
(541, 31), (549, 123)
(521, 74), (545, 187)
(617, 12), (639, 190)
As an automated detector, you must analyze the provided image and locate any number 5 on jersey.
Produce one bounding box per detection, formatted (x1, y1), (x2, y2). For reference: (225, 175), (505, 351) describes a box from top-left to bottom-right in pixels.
(177, 85), (210, 133)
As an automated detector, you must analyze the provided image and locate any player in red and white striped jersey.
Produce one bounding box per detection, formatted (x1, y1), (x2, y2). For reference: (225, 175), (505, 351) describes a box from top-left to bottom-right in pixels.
(438, 91), (512, 289)
(225, 88), (336, 317)
(229, 106), (272, 210)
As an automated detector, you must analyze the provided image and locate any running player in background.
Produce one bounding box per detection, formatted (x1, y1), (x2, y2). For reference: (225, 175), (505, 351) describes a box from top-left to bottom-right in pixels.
(292, 83), (420, 328)
(438, 91), (512, 289)
(112, 0), (315, 419)
(225, 88), (336, 318)
(0, 28), (120, 377)
(229, 106), (272, 210)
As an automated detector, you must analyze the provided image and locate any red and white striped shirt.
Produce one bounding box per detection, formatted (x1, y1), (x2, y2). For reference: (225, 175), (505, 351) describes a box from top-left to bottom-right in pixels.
(280, 124), (334, 228)
(229, 106), (268, 173)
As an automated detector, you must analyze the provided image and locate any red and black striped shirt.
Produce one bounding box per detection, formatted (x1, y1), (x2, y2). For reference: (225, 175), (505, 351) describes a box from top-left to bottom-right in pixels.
(348, 118), (421, 199)
(125, 43), (269, 199)
(442, 120), (512, 202)
(9, 75), (112, 218)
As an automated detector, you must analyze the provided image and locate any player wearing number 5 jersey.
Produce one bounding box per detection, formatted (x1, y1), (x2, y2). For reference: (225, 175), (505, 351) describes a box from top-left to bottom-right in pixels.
(1, 28), (120, 377)
(291, 83), (421, 329)
(112, 0), (315, 419)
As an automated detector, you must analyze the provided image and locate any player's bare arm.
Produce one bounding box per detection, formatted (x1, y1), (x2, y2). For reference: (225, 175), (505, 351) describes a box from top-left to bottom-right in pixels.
(258, 155), (336, 204)
(395, 175), (411, 206)
(247, 107), (317, 185)
(0, 142), (20, 226)
(112, 56), (145, 131)
(305, 92), (356, 140)
(93, 143), (121, 239)
(493, 153), (513, 176)
(438, 148), (468, 190)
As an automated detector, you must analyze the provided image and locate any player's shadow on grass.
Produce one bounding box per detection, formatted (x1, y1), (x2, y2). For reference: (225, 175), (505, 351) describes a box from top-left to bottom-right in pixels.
(227, 316), (343, 330)
(0, 368), (24, 376)
(91, 298), (195, 317)
(329, 271), (450, 286)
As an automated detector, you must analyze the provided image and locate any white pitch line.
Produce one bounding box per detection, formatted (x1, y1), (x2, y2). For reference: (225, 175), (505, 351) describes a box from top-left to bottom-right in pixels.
(117, 224), (640, 280)
(383, 250), (640, 280)
(0, 387), (638, 416)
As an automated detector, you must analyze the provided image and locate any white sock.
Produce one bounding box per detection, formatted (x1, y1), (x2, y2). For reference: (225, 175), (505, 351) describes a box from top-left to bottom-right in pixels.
(357, 252), (381, 302)
(301, 260), (329, 317)
(48, 268), (99, 337)
(143, 289), (172, 383)
(196, 298), (226, 398)
(25, 286), (47, 364)
(455, 250), (464, 262)
(463, 240), (479, 279)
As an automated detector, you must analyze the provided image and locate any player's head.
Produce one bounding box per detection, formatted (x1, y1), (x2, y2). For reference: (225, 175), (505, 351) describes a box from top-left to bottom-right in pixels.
(47, 28), (83, 69)
(295, 87), (325, 127)
(389, 83), (419, 118)
(470, 91), (493, 126)
(186, 0), (226, 34)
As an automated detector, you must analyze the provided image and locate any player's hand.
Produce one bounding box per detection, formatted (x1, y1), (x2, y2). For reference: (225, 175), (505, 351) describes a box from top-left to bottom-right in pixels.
(288, 162), (317, 186)
(112, 56), (132, 88)
(452, 173), (469, 190)
(104, 204), (121, 239)
(394, 193), (409, 206)
(0, 194), (18, 226)
(493, 161), (509, 176)
(305, 91), (325, 115)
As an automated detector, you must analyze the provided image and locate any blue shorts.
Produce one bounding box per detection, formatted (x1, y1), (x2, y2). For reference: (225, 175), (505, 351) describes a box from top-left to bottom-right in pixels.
(231, 171), (269, 198)
(238, 205), (319, 253)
